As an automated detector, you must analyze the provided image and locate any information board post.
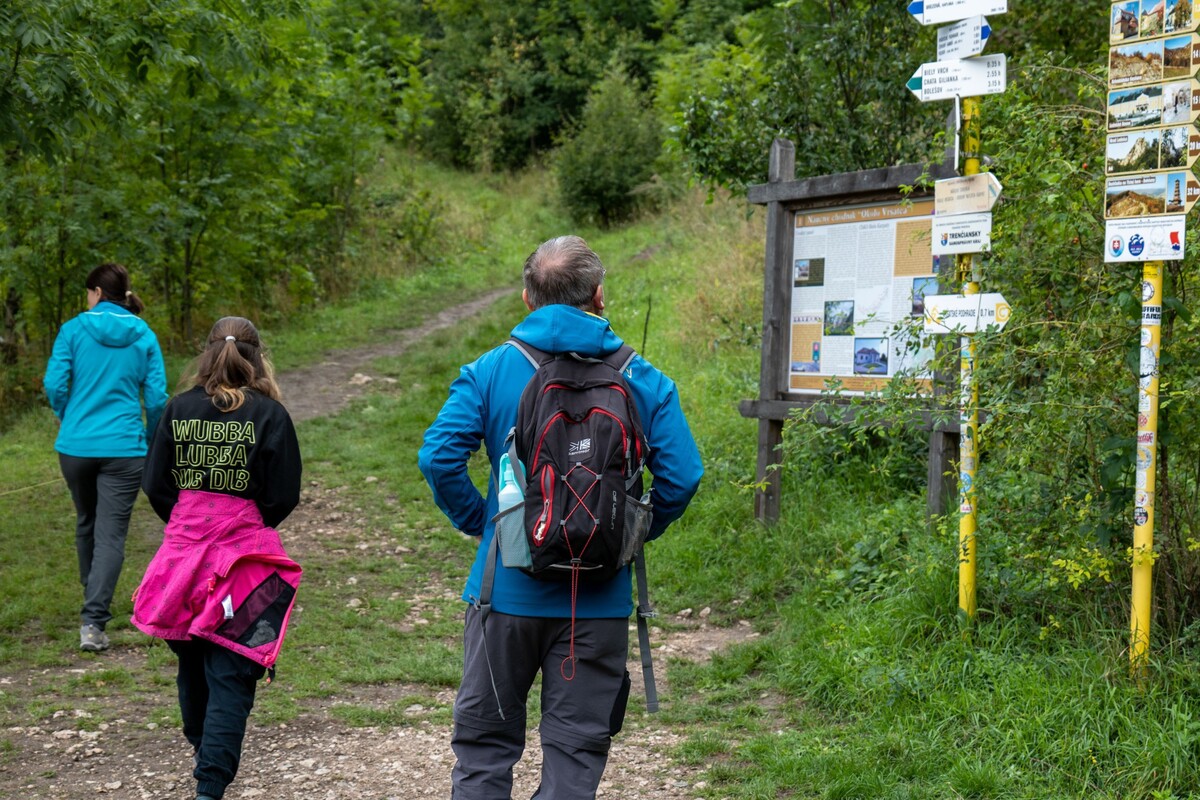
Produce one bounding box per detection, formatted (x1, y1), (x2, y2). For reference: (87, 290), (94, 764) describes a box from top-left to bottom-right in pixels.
(1131, 261), (1164, 672)
(754, 138), (796, 523)
(957, 96), (982, 624)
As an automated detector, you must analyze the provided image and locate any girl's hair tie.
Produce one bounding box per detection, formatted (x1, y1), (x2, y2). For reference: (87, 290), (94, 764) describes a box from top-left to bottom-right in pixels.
(225, 335), (236, 342)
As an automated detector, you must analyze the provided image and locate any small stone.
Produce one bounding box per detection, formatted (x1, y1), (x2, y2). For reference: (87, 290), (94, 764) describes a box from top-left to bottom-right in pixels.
(365, 476), (378, 483)
(350, 373), (373, 385)
(104, 781), (122, 790)
(699, 607), (712, 618)
(678, 608), (693, 618)
(347, 598), (363, 609)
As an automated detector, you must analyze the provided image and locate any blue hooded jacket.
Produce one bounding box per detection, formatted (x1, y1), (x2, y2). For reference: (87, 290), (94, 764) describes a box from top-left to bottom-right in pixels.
(418, 304), (703, 618)
(44, 300), (168, 458)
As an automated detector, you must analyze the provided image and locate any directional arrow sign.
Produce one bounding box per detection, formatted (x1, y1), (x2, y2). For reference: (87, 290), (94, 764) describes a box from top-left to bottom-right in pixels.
(1107, 127), (1200, 176)
(908, 54), (1006, 102)
(1108, 79), (1200, 132)
(935, 173), (1003, 216)
(923, 293), (1011, 334)
(1105, 171), (1200, 218)
(1111, 2), (1199, 45)
(938, 15), (992, 61)
(1109, 34), (1200, 91)
(931, 212), (992, 255)
(909, 0), (1006, 26)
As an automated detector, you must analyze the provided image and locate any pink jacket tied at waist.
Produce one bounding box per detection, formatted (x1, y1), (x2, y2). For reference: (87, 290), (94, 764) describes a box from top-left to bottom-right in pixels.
(132, 490), (302, 668)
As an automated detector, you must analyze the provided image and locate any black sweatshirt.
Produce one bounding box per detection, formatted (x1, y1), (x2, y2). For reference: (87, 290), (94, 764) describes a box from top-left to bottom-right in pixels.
(142, 386), (302, 528)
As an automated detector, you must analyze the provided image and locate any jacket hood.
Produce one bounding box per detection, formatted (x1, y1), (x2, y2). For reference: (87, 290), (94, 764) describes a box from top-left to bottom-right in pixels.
(510, 305), (623, 356)
(77, 301), (147, 348)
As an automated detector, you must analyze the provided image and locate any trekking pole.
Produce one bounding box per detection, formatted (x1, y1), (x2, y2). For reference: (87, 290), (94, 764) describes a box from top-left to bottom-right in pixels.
(640, 294), (652, 357)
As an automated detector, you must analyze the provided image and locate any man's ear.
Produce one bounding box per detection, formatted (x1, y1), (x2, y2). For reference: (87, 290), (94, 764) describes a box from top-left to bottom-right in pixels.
(522, 288), (534, 311)
(593, 285), (605, 312)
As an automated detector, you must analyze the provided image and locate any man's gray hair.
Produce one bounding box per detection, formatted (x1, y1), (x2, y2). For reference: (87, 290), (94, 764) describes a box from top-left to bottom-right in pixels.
(523, 236), (605, 310)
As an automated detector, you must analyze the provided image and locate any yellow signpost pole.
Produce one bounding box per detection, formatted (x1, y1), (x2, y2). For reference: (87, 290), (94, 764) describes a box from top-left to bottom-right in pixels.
(1131, 261), (1164, 672)
(957, 96), (982, 624)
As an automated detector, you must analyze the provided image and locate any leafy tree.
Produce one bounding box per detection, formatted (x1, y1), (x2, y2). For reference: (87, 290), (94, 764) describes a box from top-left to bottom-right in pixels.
(555, 67), (662, 225)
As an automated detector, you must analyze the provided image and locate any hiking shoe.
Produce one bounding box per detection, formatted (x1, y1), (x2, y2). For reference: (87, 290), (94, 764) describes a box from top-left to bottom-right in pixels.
(79, 624), (110, 652)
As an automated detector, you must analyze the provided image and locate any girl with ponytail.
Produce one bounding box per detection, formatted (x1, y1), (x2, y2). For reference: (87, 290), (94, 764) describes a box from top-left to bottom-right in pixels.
(134, 316), (301, 800)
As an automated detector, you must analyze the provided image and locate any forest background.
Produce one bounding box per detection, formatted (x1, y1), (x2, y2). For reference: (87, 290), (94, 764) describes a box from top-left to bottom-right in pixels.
(5, 0), (1200, 797)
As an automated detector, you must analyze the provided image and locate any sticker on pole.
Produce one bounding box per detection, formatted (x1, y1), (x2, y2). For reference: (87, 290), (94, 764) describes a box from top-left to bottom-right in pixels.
(1105, 215), (1187, 262)
(907, 54), (1006, 102)
(909, 0), (1007, 26)
(931, 212), (992, 255)
(923, 293), (1012, 334)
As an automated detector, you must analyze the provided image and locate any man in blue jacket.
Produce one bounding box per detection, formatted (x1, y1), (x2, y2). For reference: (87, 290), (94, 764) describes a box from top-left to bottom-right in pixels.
(419, 235), (703, 799)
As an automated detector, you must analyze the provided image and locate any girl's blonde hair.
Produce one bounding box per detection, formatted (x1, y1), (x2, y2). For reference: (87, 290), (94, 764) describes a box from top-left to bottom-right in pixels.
(186, 316), (282, 411)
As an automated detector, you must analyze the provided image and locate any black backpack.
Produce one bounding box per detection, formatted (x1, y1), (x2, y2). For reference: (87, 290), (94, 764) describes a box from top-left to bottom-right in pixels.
(506, 337), (652, 582)
(478, 336), (660, 711)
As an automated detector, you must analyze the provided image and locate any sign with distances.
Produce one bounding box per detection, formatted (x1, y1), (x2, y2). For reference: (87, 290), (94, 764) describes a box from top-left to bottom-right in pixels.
(908, 53), (1006, 102)
(938, 15), (992, 60)
(922, 293), (1011, 334)
(1108, 33), (1200, 92)
(1105, 171), (1200, 218)
(1106, 127), (1200, 176)
(1107, 79), (1200, 132)
(909, 0), (1006, 26)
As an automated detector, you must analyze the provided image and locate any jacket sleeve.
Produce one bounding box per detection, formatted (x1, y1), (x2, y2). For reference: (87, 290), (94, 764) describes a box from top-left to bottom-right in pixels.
(257, 407), (302, 528)
(43, 325), (74, 419)
(142, 402), (178, 523)
(418, 364), (488, 537)
(142, 333), (169, 441)
(641, 378), (703, 541)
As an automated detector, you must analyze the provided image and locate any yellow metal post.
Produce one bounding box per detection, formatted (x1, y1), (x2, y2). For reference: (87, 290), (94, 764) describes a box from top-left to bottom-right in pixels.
(1131, 261), (1164, 671)
(957, 97), (982, 623)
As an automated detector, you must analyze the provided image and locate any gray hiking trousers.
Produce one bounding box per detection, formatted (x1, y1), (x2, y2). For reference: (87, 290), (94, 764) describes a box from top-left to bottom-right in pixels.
(59, 454), (144, 629)
(452, 606), (631, 800)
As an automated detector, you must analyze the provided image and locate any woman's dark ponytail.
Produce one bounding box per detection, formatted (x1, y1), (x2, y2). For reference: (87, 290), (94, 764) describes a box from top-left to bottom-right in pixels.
(86, 263), (145, 315)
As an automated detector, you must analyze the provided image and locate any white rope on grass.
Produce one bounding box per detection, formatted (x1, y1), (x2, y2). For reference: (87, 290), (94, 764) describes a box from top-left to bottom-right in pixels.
(0, 478), (61, 498)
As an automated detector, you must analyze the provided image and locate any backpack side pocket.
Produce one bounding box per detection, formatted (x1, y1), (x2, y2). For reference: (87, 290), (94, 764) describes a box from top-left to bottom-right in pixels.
(492, 501), (532, 569)
(620, 492), (653, 567)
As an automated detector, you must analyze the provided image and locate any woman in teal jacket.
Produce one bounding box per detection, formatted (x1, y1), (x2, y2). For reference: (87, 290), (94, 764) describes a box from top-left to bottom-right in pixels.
(44, 263), (168, 652)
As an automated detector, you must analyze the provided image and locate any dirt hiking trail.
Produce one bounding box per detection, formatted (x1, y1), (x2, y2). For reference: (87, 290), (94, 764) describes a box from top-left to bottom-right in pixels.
(1, 291), (756, 799)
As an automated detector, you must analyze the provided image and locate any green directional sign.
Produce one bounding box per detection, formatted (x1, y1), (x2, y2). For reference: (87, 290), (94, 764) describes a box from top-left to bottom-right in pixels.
(1109, 33), (1200, 91)
(1105, 170), (1200, 218)
(1108, 78), (1200, 131)
(1111, 1), (1198, 45)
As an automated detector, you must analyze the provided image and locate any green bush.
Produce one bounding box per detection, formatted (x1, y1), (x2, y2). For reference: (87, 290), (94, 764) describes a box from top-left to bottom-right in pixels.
(555, 68), (663, 226)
